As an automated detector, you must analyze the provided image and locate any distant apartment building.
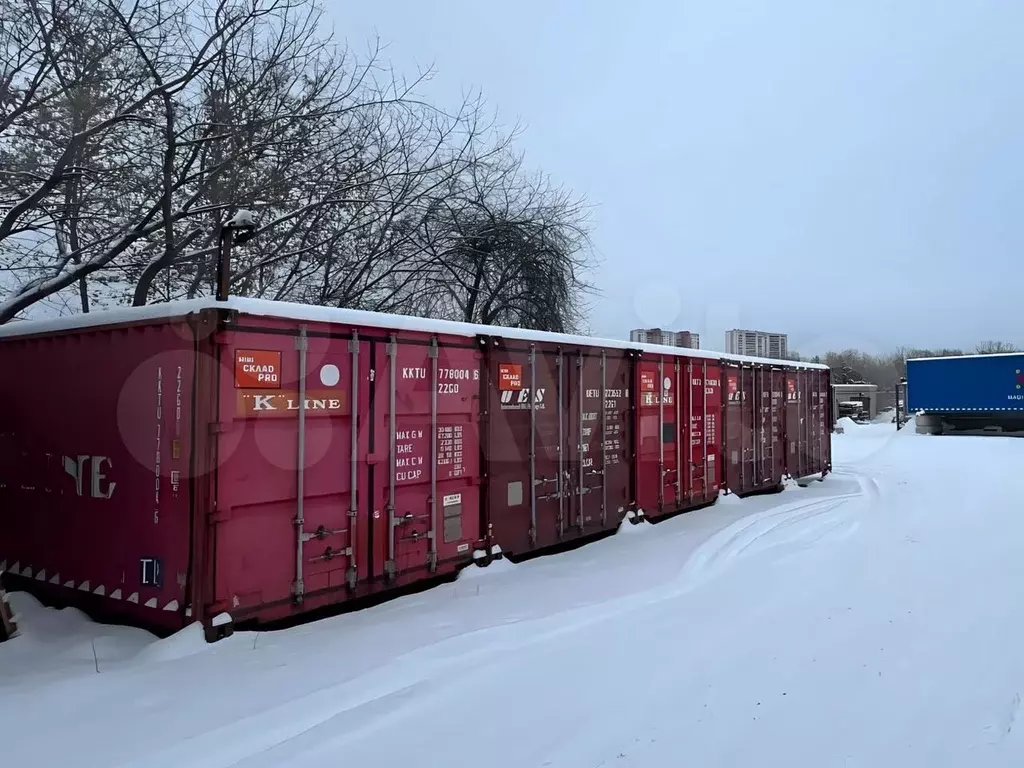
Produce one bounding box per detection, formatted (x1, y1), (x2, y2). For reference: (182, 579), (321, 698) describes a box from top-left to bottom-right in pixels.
(725, 329), (788, 359)
(630, 328), (700, 349)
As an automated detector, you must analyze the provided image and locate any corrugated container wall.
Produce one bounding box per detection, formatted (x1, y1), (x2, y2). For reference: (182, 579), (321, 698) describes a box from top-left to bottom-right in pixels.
(0, 317), (201, 631)
(0, 301), (831, 635)
(635, 355), (722, 519)
(206, 313), (486, 624)
(482, 337), (635, 555)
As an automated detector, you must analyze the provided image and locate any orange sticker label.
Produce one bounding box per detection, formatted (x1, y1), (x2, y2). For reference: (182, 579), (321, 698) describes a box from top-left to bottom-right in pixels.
(498, 364), (523, 391)
(640, 371), (656, 392)
(235, 350), (282, 389)
(237, 390), (346, 418)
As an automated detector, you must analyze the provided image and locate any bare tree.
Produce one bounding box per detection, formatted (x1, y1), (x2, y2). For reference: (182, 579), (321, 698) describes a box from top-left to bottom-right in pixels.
(254, 93), (508, 312)
(823, 350), (866, 384)
(1, 0), (270, 319)
(413, 154), (596, 333)
(975, 341), (1019, 355)
(823, 346), (975, 389)
(0, 0), (457, 318)
(0, 0), (595, 330)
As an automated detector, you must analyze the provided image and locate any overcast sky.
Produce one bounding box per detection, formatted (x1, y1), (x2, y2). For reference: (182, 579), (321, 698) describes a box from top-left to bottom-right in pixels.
(334, 1), (1024, 355)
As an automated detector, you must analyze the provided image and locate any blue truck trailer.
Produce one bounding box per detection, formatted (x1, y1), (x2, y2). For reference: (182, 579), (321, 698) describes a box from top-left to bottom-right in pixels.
(907, 353), (1024, 433)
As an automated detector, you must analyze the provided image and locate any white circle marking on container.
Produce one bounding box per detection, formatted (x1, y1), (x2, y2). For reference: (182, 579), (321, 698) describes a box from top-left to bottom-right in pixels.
(663, 377), (672, 390)
(320, 364), (341, 387)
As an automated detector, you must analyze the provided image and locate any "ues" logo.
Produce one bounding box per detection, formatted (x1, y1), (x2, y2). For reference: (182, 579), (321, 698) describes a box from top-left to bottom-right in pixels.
(499, 388), (546, 409)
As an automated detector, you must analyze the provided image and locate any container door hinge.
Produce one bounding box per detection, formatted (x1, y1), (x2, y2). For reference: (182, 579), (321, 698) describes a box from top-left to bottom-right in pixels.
(384, 560), (397, 580)
(346, 567), (358, 590)
(295, 335), (308, 352)
(292, 580), (305, 605)
(348, 337), (359, 353)
(427, 552), (437, 571)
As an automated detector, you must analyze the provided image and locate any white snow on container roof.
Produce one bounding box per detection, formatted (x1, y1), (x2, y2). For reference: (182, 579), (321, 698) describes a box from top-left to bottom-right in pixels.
(0, 297), (828, 369)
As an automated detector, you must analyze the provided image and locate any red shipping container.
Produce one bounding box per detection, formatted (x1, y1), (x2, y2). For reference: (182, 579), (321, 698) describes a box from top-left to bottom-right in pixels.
(0, 299), (831, 635)
(635, 356), (722, 519)
(0, 317), (199, 632)
(482, 338), (634, 554)
(0, 304), (486, 633)
(723, 363), (794, 496)
(206, 313), (484, 625)
(784, 368), (833, 481)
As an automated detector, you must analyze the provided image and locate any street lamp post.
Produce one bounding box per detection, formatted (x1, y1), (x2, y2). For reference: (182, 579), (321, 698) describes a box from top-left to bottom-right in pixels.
(216, 210), (257, 302)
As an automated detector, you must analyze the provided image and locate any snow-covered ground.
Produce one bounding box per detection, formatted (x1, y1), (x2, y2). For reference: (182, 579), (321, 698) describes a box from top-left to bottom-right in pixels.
(5, 420), (1024, 767)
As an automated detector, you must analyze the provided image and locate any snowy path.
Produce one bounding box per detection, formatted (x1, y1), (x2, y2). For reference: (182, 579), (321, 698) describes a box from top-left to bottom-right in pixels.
(5, 422), (1024, 767)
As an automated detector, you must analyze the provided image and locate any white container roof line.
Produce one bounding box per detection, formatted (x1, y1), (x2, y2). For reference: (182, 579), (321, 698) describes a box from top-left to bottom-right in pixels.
(907, 352), (1024, 362)
(0, 297), (829, 370)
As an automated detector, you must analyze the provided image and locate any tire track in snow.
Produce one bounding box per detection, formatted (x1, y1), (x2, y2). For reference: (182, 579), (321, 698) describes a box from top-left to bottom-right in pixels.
(122, 477), (877, 768)
(237, 479), (879, 767)
(678, 475), (874, 586)
(831, 469), (881, 501)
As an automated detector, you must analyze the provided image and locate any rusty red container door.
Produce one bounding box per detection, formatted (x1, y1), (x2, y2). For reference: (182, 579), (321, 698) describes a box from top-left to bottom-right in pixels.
(731, 364), (819, 493)
(801, 368), (825, 477)
(636, 357), (680, 516)
(818, 370), (833, 471)
(807, 369), (829, 476)
(682, 361), (701, 505)
(771, 370), (788, 483)
(751, 366), (785, 490)
(638, 357), (723, 514)
(753, 367), (770, 488)
(213, 325), (367, 617)
(372, 336), (482, 582)
(724, 366), (748, 494)
(485, 343), (558, 554)
(808, 370), (821, 474)
(701, 362), (723, 499)
(567, 350), (632, 532)
(785, 370), (811, 478)
(486, 343), (632, 554)
(785, 371), (798, 477)
(683, 359), (722, 505)
(211, 321), (484, 621)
